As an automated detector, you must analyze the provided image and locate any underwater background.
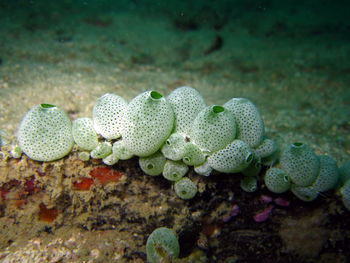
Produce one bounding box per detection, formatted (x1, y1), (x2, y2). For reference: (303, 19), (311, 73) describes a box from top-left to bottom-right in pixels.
(0, 0), (349, 262)
(0, 0), (349, 161)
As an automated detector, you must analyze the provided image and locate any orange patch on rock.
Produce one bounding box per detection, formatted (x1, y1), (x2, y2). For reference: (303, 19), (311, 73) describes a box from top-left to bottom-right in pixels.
(39, 203), (58, 223)
(15, 199), (27, 209)
(0, 187), (10, 201)
(24, 176), (36, 194)
(0, 180), (21, 201)
(90, 167), (123, 185)
(73, 178), (94, 191)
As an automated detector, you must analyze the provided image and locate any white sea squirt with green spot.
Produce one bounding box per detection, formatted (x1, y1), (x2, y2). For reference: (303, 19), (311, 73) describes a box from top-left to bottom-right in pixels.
(11, 87), (350, 209)
(190, 105), (236, 153)
(18, 104), (74, 162)
(121, 91), (174, 157)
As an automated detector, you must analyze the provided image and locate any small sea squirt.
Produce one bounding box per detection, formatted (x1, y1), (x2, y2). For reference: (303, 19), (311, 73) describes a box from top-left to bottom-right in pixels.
(146, 227), (180, 263)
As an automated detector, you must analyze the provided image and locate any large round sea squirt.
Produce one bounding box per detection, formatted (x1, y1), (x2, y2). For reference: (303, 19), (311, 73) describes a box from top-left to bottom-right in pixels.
(190, 105), (236, 153)
(18, 104), (74, 161)
(93, 93), (127, 140)
(167, 86), (206, 135)
(224, 98), (265, 148)
(121, 91), (174, 157)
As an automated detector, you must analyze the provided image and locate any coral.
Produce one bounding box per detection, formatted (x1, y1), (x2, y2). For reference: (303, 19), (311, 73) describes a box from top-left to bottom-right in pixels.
(146, 227), (180, 263)
(92, 93), (127, 140)
(18, 104), (74, 161)
(72, 117), (99, 151)
(121, 91), (174, 157)
(6, 85), (350, 263)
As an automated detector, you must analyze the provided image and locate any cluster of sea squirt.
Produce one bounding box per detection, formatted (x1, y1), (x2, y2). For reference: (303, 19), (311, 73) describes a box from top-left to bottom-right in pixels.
(15, 86), (350, 207)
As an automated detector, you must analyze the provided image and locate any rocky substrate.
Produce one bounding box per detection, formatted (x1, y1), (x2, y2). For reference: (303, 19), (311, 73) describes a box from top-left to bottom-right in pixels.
(0, 147), (349, 263)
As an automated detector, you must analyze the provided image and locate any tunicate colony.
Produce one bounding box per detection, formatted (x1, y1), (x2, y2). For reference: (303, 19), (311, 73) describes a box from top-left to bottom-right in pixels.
(1, 86), (347, 263)
(12, 86), (349, 210)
